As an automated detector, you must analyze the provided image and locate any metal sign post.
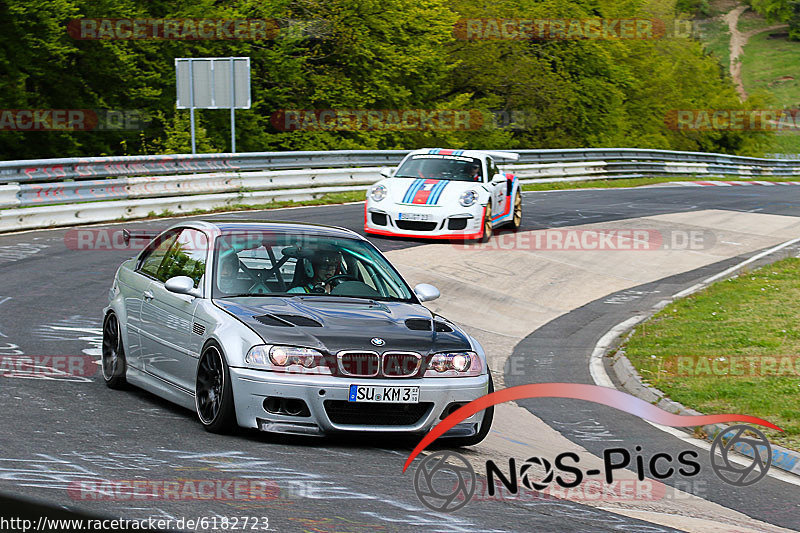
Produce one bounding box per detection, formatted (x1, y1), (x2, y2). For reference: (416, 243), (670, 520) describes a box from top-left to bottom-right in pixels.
(175, 57), (251, 154)
(230, 57), (236, 153)
(189, 60), (196, 154)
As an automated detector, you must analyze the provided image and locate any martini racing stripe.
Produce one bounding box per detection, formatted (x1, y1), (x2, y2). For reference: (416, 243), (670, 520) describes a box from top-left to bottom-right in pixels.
(429, 180), (449, 204)
(402, 178), (425, 203)
(403, 179), (451, 205)
(412, 179), (440, 204)
(426, 148), (464, 156)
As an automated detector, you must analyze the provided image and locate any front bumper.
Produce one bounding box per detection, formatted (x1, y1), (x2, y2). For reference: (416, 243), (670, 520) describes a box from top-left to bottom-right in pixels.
(229, 366), (490, 437)
(364, 201), (485, 239)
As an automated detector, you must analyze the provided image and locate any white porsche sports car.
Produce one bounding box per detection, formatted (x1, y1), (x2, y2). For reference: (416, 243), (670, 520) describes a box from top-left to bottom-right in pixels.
(364, 148), (522, 241)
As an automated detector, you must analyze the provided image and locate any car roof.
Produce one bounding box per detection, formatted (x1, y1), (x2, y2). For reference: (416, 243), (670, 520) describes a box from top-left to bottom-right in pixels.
(166, 219), (364, 240)
(408, 148), (520, 161)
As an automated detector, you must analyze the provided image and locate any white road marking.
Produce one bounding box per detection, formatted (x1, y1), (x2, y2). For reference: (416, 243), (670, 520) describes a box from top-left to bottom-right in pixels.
(0, 296), (11, 337)
(588, 236), (800, 487)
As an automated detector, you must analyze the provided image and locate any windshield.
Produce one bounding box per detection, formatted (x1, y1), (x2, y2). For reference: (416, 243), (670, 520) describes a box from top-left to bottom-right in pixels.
(394, 154), (483, 182)
(212, 230), (414, 301)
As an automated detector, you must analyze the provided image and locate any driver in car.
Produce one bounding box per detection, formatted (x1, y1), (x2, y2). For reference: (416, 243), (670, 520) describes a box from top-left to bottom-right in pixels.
(217, 253), (241, 294)
(467, 162), (481, 181)
(288, 249), (343, 294)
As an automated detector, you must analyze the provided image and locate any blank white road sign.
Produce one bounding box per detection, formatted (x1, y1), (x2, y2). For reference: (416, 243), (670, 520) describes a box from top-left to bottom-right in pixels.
(175, 57), (251, 109)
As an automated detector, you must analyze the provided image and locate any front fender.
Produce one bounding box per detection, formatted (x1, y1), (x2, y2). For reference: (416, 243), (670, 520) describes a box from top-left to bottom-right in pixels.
(466, 334), (490, 376)
(199, 301), (264, 368)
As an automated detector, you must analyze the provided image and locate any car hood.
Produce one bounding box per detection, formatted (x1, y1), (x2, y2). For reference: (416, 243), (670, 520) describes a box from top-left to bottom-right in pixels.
(214, 296), (472, 354)
(384, 177), (486, 206)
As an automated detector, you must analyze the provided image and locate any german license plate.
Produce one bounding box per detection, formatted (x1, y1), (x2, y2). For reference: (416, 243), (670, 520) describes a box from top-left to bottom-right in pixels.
(398, 212), (430, 221)
(348, 385), (419, 403)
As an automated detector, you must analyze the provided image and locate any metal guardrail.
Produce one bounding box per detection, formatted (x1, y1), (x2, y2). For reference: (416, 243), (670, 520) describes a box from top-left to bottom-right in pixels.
(1, 148), (800, 233)
(0, 151), (409, 184)
(3, 148), (800, 185)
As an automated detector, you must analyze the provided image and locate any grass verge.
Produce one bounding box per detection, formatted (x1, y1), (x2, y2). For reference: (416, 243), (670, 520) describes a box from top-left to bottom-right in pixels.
(622, 257), (800, 450)
(134, 190), (368, 221)
(741, 30), (800, 108)
(699, 16), (731, 67)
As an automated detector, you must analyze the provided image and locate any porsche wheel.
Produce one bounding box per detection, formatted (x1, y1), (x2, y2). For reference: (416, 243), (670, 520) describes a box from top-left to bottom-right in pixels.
(101, 312), (127, 389)
(196, 343), (236, 433)
(479, 203), (493, 243)
(444, 371), (494, 447)
(509, 191), (522, 231)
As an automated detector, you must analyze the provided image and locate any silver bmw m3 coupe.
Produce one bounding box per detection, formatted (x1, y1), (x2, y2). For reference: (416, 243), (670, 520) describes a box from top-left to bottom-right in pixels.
(103, 220), (493, 445)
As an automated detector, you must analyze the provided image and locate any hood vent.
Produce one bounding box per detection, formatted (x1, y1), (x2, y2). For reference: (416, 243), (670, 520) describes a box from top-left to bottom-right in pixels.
(405, 318), (432, 331)
(254, 314), (293, 327)
(274, 314), (322, 328)
(253, 314), (322, 328)
(433, 320), (454, 333)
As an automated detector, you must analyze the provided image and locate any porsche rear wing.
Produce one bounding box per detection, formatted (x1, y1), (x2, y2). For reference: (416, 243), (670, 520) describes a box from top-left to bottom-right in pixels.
(418, 148), (520, 161)
(481, 151), (519, 161)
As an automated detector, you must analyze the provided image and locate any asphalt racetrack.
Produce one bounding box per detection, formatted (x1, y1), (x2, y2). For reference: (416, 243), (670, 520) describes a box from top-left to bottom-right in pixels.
(1, 184), (800, 532)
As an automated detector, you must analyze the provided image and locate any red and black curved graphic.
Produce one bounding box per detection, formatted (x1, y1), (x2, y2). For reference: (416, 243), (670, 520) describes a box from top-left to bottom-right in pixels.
(403, 382), (782, 472)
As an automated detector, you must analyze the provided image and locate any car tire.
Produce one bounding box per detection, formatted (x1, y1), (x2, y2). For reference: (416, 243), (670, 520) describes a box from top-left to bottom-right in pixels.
(444, 371), (494, 447)
(509, 190), (522, 231)
(195, 342), (237, 433)
(478, 203), (493, 243)
(101, 312), (127, 389)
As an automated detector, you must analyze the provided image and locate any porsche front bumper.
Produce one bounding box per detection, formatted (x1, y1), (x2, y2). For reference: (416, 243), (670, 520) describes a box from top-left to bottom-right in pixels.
(364, 202), (485, 239)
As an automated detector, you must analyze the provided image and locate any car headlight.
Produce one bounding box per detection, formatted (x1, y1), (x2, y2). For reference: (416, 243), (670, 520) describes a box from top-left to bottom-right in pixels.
(246, 345), (331, 374)
(459, 190), (478, 207)
(369, 185), (387, 202)
(424, 351), (483, 377)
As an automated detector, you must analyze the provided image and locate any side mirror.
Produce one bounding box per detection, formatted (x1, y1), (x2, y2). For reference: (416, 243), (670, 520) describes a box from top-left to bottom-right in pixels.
(379, 167), (394, 179)
(414, 283), (440, 303)
(490, 174), (506, 185)
(165, 276), (201, 298)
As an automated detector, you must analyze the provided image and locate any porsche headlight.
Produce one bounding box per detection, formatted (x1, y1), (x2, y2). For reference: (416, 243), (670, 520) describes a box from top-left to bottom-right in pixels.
(246, 345), (331, 374)
(459, 190), (478, 207)
(425, 351), (482, 377)
(369, 185), (387, 202)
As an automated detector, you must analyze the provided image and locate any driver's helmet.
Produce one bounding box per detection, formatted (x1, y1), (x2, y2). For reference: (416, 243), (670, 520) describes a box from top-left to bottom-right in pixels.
(307, 247), (342, 278)
(217, 252), (240, 293)
(468, 162), (481, 180)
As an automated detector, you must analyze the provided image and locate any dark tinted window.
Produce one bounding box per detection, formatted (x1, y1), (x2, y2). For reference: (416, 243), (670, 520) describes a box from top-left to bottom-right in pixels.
(138, 231), (179, 279)
(394, 155), (483, 182)
(157, 229), (208, 287)
(487, 157), (500, 180)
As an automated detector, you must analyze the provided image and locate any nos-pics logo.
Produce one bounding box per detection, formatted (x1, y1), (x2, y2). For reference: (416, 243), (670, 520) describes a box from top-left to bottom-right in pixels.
(413, 425), (772, 512)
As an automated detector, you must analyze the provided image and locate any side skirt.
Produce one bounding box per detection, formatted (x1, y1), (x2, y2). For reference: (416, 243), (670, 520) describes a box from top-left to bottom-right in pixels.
(126, 366), (196, 411)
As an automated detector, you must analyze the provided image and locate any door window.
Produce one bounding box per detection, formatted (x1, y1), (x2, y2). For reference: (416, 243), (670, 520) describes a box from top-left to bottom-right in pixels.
(487, 158), (500, 181)
(138, 231), (179, 280)
(158, 229), (208, 287)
